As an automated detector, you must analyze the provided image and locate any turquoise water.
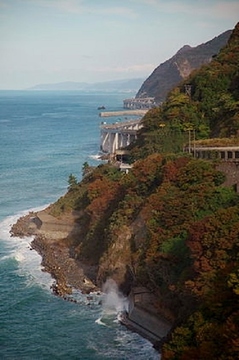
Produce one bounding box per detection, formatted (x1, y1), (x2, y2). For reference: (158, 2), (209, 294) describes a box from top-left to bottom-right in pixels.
(0, 91), (159, 359)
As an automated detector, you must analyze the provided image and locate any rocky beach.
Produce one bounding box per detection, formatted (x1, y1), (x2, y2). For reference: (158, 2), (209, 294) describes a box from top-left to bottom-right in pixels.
(10, 211), (98, 297)
(10, 210), (172, 349)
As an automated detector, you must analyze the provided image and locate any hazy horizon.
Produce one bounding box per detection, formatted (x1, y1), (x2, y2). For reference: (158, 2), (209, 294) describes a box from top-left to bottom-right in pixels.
(0, 0), (238, 90)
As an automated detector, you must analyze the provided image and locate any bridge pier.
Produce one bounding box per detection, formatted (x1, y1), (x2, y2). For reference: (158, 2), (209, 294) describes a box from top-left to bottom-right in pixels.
(100, 119), (142, 154)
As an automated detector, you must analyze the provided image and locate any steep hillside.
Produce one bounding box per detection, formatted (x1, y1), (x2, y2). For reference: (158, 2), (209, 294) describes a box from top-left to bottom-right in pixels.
(136, 29), (232, 102)
(45, 154), (239, 358)
(12, 22), (239, 359)
(130, 23), (239, 160)
(55, 22), (238, 358)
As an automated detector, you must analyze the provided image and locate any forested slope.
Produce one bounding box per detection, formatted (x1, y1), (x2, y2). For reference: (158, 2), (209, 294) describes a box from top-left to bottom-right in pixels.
(130, 22), (239, 160)
(136, 29), (232, 102)
(47, 23), (239, 359)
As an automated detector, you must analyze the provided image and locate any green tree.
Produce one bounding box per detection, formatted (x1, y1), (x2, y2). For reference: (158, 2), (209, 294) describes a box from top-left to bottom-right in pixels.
(68, 173), (78, 191)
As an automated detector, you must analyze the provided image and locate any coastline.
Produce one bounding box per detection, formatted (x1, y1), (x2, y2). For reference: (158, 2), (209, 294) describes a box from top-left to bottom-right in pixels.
(10, 211), (98, 296)
(11, 210), (171, 349)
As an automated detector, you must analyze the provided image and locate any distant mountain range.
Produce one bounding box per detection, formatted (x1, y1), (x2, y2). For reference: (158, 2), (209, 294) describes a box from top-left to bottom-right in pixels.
(136, 29), (232, 102)
(29, 29), (232, 102)
(28, 78), (144, 93)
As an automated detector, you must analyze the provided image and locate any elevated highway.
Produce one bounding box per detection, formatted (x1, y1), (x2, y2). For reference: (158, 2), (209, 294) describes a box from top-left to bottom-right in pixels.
(99, 110), (148, 118)
(100, 118), (142, 154)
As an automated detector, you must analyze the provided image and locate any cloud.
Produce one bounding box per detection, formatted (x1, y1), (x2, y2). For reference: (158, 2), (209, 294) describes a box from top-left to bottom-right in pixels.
(129, 0), (158, 5)
(99, 6), (137, 19)
(0, 0), (105, 14)
(13, 0), (137, 18)
(214, 1), (239, 19)
(3, 0), (238, 22)
(174, 0), (239, 19)
(0, 1), (8, 8)
(130, 0), (239, 21)
(93, 63), (155, 74)
(29, 0), (86, 14)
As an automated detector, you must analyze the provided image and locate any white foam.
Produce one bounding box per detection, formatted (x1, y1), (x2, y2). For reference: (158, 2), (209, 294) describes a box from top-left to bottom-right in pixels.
(14, 252), (25, 262)
(0, 119), (11, 123)
(89, 154), (102, 161)
(95, 278), (129, 328)
(102, 278), (129, 314)
(95, 317), (107, 326)
(0, 206), (53, 291)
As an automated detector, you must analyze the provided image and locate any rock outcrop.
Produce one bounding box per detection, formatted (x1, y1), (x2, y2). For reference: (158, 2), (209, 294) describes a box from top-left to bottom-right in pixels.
(11, 210), (98, 295)
(136, 29), (232, 102)
(11, 209), (171, 347)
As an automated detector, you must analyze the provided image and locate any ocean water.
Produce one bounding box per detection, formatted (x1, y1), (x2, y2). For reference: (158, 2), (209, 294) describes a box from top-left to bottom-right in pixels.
(0, 91), (159, 360)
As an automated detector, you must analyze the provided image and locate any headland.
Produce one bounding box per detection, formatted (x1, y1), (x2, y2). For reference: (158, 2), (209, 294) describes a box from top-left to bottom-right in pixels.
(11, 209), (171, 348)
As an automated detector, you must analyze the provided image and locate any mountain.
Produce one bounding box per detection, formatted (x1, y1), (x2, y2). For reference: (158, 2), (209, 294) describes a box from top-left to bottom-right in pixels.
(13, 22), (239, 359)
(136, 29), (232, 102)
(28, 78), (144, 93)
(131, 24), (239, 159)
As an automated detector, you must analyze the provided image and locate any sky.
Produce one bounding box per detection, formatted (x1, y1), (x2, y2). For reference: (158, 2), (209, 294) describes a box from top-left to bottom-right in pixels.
(0, 0), (238, 90)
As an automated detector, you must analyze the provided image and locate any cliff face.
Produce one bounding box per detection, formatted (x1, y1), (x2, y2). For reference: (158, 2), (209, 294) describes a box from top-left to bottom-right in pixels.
(47, 23), (239, 358)
(12, 22), (239, 358)
(136, 29), (232, 102)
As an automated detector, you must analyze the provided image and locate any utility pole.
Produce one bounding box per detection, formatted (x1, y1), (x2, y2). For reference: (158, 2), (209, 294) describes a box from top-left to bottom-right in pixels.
(184, 84), (192, 98)
(188, 129), (191, 154)
(186, 128), (195, 155)
(193, 129), (196, 158)
(184, 84), (194, 155)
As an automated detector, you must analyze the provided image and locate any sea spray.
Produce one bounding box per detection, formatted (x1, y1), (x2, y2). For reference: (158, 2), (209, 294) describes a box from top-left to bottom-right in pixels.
(95, 278), (129, 326)
(0, 207), (53, 291)
(102, 278), (129, 314)
(0, 92), (159, 359)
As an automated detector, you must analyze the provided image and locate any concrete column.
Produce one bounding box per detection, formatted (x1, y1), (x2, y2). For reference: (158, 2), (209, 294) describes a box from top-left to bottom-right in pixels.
(101, 131), (109, 152)
(127, 134), (130, 146)
(112, 132), (118, 153)
(119, 133), (123, 149)
(122, 133), (127, 148)
(109, 132), (112, 153)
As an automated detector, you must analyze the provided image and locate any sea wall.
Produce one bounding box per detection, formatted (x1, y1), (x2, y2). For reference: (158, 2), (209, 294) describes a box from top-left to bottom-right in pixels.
(124, 287), (172, 344)
(36, 211), (81, 238)
(99, 110), (147, 117)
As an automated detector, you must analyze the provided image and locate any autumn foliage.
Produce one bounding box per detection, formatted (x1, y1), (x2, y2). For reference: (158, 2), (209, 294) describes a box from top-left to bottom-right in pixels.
(52, 151), (239, 358)
(47, 22), (239, 359)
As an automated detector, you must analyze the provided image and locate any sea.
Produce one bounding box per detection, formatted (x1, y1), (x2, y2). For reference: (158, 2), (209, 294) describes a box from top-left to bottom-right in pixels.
(0, 91), (159, 360)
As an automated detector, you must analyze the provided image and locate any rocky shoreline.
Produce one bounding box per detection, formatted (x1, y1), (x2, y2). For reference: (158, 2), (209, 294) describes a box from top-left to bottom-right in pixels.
(11, 211), (171, 350)
(10, 211), (98, 296)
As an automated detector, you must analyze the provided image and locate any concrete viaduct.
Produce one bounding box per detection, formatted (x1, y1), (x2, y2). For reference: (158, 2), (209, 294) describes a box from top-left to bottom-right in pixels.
(100, 118), (142, 154)
(99, 117), (239, 192)
(99, 113), (239, 191)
